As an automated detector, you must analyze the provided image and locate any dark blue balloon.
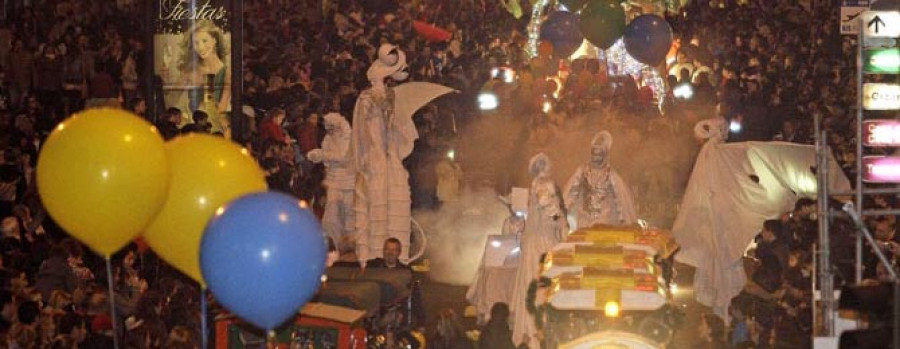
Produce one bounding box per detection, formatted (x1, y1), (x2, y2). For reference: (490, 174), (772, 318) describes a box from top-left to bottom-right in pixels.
(540, 11), (584, 59)
(623, 14), (674, 66)
(201, 192), (327, 330)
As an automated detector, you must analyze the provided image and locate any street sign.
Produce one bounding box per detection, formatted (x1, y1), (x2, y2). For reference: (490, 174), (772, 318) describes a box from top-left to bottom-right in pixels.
(863, 156), (900, 182)
(863, 11), (900, 38)
(863, 83), (900, 110)
(843, 7), (869, 34)
(864, 48), (900, 73)
(863, 120), (900, 146)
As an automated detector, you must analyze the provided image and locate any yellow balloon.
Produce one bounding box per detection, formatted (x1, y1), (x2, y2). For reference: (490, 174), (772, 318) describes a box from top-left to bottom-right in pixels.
(143, 134), (267, 284)
(37, 108), (169, 256)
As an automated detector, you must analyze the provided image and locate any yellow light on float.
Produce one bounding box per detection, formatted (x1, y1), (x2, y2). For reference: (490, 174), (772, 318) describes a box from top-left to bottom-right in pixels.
(604, 301), (620, 318)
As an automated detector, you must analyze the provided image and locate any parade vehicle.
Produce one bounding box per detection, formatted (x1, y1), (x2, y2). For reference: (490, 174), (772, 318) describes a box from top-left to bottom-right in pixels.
(536, 224), (685, 349)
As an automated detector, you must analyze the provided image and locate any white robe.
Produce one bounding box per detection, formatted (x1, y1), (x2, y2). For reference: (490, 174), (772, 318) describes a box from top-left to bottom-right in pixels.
(564, 164), (637, 229)
(672, 138), (850, 317)
(350, 88), (417, 263)
(511, 175), (568, 348)
(318, 122), (355, 247)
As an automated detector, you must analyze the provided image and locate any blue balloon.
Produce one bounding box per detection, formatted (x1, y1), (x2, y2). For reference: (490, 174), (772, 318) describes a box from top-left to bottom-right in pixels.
(540, 11), (584, 59)
(201, 192), (327, 330)
(623, 14), (674, 66)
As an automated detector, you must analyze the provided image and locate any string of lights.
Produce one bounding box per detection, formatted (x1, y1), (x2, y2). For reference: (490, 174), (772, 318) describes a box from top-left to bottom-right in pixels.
(526, 0), (552, 58)
(527, 2), (666, 109)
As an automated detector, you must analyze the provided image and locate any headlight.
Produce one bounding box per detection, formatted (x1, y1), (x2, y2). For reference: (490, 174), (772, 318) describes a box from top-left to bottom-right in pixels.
(604, 301), (620, 317)
(478, 93), (499, 110)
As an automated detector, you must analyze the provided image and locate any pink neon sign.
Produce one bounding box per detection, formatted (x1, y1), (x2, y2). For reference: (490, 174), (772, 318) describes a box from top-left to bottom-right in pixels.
(863, 156), (900, 183)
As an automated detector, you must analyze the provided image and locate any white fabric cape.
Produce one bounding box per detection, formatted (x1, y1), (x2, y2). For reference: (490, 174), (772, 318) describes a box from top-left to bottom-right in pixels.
(350, 82), (455, 263)
(672, 140), (850, 316)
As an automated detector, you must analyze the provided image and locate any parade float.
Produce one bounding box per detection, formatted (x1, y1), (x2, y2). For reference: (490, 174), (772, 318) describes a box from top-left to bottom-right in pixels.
(536, 224), (683, 348)
(519, 0), (677, 110)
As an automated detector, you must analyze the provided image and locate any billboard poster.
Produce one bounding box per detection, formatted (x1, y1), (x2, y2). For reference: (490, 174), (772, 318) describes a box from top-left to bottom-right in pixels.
(155, 0), (232, 135)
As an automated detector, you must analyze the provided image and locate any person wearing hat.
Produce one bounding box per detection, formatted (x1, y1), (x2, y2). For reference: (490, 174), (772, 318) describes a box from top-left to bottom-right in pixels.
(307, 113), (355, 250)
(349, 43), (415, 265)
(511, 153), (567, 349)
(563, 131), (637, 229)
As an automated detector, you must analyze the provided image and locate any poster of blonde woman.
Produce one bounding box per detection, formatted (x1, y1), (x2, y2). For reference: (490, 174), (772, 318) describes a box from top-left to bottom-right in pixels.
(155, 0), (232, 136)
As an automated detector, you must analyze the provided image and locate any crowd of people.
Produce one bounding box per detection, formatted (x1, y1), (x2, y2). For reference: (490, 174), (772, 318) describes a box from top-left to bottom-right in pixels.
(0, 0), (524, 347)
(665, 1), (892, 349)
(0, 0), (890, 347)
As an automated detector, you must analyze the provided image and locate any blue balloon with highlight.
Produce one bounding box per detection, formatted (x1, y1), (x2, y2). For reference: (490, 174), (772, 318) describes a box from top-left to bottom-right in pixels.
(200, 192), (327, 330)
(540, 10), (584, 59)
(623, 14), (673, 66)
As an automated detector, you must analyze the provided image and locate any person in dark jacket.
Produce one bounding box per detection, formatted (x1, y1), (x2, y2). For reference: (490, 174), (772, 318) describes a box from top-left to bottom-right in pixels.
(477, 302), (516, 349)
(156, 107), (183, 140)
(33, 244), (77, 302)
(753, 219), (790, 292)
(366, 238), (426, 329)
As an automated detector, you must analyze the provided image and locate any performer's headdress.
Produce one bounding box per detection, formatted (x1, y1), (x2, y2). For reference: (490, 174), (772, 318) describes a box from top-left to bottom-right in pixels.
(694, 117), (728, 141)
(591, 131), (613, 151)
(323, 112), (350, 134)
(529, 152), (552, 178)
(367, 43), (409, 84)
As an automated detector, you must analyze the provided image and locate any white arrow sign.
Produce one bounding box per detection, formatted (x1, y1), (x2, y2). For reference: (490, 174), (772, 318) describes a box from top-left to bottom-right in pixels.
(863, 11), (900, 38)
(864, 83), (900, 110)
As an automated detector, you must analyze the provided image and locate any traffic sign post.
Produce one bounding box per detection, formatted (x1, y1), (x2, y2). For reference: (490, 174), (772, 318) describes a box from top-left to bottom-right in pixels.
(850, 9), (900, 348)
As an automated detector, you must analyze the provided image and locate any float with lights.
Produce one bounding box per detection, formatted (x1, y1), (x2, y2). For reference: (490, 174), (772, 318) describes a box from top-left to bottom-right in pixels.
(517, 0), (679, 111)
(536, 224), (684, 348)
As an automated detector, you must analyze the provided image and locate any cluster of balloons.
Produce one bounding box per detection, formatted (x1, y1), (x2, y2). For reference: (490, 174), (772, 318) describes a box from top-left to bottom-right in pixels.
(36, 108), (327, 331)
(538, 1), (673, 66)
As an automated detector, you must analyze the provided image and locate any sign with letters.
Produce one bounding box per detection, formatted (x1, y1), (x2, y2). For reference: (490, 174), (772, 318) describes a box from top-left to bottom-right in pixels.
(155, 0), (233, 133)
(863, 120), (900, 147)
(843, 7), (869, 34)
(863, 156), (900, 183)
(863, 83), (900, 110)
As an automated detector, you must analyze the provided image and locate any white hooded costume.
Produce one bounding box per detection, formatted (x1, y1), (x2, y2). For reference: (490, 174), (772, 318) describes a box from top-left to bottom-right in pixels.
(564, 131), (637, 229)
(511, 153), (568, 349)
(350, 44), (455, 263)
(308, 113), (355, 248)
(673, 117), (850, 318)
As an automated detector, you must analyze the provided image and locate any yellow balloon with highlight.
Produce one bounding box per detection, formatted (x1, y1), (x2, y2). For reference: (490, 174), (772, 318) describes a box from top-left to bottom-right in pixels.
(143, 134), (267, 285)
(36, 108), (169, 256)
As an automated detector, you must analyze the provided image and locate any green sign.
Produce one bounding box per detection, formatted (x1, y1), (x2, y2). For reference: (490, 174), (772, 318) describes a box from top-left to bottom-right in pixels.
(864, 48), (900, 74)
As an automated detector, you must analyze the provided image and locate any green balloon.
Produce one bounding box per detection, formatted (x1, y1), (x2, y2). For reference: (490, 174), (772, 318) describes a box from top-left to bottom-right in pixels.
(580, 0), (626, 49)
(559, 0), (590, 12)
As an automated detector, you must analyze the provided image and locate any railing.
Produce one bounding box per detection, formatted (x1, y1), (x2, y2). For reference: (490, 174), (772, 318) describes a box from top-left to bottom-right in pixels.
(842, 202), (900, 349)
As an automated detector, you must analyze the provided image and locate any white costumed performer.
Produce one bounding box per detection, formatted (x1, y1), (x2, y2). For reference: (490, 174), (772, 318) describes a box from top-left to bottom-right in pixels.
(511, 153), (568, 349)
(674, 116), (850, 318)
(308, 113), (355, 248)
(350, 43), (455, 264)
(564, 131), (637, 229)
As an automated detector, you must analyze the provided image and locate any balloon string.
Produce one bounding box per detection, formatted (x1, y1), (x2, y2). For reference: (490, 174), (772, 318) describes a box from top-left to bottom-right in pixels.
(201, 287), (209, 349)
(105, 256), (120, 349)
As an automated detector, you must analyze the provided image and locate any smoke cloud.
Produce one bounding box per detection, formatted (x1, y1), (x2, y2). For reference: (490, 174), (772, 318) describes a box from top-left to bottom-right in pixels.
(415, 102), (707, 285)
(414, 187), (509, 285)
